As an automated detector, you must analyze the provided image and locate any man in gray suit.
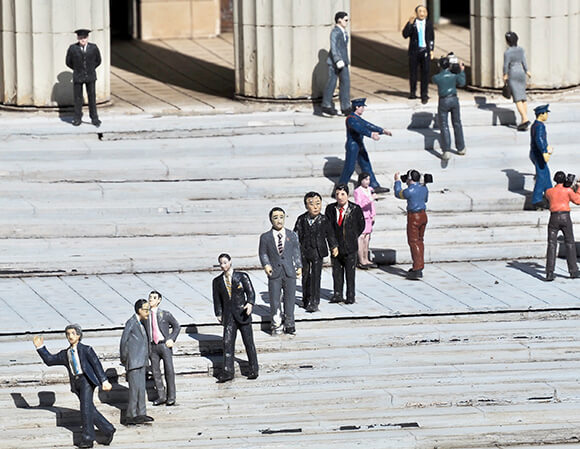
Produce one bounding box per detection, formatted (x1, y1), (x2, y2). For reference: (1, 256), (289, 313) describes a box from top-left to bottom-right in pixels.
(146, 291), (180, 406)
(120, 299), (154, 425)
(259, 207), (302, 335)
(321, 11), (351, 116)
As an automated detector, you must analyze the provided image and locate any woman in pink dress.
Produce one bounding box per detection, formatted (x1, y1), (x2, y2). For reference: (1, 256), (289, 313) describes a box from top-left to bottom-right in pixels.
(353, 172), (377, 268)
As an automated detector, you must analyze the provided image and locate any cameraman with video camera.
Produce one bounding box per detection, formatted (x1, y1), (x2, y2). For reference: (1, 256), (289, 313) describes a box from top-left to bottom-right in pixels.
(544, 171), (580, 281)
(394, 170), (430, 280)
(432, 52), (466, 161)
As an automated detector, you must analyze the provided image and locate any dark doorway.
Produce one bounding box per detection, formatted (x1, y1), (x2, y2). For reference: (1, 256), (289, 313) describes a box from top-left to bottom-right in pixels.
(110, 0), (137, 39)
(441, 0), (470, 28)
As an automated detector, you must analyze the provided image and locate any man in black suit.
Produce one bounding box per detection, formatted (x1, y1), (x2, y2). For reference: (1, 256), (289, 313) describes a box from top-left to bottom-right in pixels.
(66, 29), (102, 127)
(325, 184), (365, 304)
(213, 253), (259, 383)
(402, 5), (435, 104)
(146, 291), (180, 406)
(33, 324), (115, 448)
(294, 192), (338, 312)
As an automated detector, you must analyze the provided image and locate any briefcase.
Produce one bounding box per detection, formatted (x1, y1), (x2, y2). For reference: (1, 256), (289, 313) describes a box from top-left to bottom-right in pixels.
(369, 248), (396, 265)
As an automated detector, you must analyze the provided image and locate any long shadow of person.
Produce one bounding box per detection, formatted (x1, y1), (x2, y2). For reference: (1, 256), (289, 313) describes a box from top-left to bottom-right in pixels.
(379, 264), (410, 279)
(474, 95), (517, 127)
(11, 391), (82, 446)
(51, 71), (75, 123)
(323, 156), (344, 196)
(506, 260), (546, 281)
(187, 325), (222, 378)
(501, 168), (535, 209)
(408, 112), (446, 166)
(312, 49), (330, 116)
(97, 368), (129, 425)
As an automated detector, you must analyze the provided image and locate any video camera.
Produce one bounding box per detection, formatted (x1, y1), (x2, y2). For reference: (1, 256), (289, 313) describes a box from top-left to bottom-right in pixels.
(564, 173), (577, 189)
(439, 52), (462, 74)
(400, 169), (433, 185)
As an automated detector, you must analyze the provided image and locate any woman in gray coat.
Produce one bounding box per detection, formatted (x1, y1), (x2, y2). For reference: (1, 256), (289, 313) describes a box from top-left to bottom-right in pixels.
(503, 31), (532, 131)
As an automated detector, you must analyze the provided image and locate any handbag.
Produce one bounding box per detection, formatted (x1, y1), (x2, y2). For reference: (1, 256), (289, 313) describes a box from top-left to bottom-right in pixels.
(502, 82), (511, 99)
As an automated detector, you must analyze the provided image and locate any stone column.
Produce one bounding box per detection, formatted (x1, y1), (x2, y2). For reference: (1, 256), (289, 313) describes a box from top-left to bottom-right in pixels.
(233, 0), (349, 100)
(0, 0), (110, 107)
(470, 0), (580, 89)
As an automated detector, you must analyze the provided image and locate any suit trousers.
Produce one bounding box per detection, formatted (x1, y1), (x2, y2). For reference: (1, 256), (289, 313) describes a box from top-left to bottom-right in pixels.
(150, 343), (176, 402)
(407, 210), (428, 270)
(268, 275), (296, 330)
(74, 375), (114, 443)
(331, 252), (357, 300)
(546, 211), (578, 274)
(338, 142), (381, 188)
(530, 153), (552, 204)
(223, 320), (258, 375)
(437, 95), (465, 151)
(409, 49), (430, 99)
(126, 367), (147, 419)
(73, 81), (98, 121)
(322, 65), (351, 112)
(301, 255), (323, 308)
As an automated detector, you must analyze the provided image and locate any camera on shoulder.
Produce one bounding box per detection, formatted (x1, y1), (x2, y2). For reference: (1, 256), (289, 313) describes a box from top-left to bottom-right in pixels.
(564, 173), (577, 189)
(400, 169), (433, 185)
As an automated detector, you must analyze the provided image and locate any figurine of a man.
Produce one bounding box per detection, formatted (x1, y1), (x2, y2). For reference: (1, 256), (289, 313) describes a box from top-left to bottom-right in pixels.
(120, 299), (154, 425)
(66, 29), (102, 127)
(146, 291), (180, 406)
(213, 253), (259, 382)
(338, 98), (392, 194)
(33, 325), (115, 448)
(294, 192), (338, 312)
(259, 207), (302, 335)
(530, 104), (553, 209)
(402, 4), (435, 104)
(325, 184), (365, 304)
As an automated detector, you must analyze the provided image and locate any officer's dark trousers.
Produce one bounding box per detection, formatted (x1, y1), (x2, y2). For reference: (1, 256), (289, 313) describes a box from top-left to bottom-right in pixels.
(407, 210), (428, 270)
(222, 319), (258, 375)
(150, 342), (176, 402)
(437, 94), (465, 151)
(74, 374), (114, 443)
(409, 49), (430, 99)
(331, 252), (357, 301)
(73, 81), (98, 121)
(546, 211), (578, 274)
(301, 254), (323, 309)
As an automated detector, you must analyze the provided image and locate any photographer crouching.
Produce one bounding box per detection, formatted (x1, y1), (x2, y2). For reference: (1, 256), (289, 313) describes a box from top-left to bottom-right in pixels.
(394, 170), (431, 280)
(432, 52), (466, 161)
(544, 171), (580, 281)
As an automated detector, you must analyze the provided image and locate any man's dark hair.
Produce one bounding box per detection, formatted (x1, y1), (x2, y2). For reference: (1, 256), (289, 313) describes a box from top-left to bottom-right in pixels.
(410, 170), (421, 182)
(335, 183), (350, 195)
(303, 191), (322, 205)
(149, 290), (162, 300)
(134, 299), (148, 314)
(358, 172), (371, 185)
(439, 56), (450, 70)
(218, 253), (231, 262)
(415, 4), (427, 13)
(65, 324), (83, 341)
(554, 171), (566, 184)
(505, 31), (518, 47)
(334, 11), (348, 23)
(269, 207), (285, 221)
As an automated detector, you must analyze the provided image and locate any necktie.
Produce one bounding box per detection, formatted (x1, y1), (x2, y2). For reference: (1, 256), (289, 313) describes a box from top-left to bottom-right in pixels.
(418, 22), (424, 48)
(277, 233), (284, 255)
(71, 348), (80, 375)
(338, 207), (344, 226)
(225, 273), (232, 297)
(152, 309), (162, 344)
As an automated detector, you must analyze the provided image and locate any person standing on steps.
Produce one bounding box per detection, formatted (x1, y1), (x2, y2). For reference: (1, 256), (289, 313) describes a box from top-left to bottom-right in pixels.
(529, 104), (553, 209)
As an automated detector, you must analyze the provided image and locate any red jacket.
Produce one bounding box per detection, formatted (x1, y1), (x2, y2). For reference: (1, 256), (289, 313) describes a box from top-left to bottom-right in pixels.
(546, 184), (580, 212)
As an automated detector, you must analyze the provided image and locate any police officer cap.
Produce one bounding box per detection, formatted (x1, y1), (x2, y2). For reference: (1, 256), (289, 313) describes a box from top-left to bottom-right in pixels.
(351, 98), (367, 108)
(534, 104), (550, 115)
(74, 29), (91, 37)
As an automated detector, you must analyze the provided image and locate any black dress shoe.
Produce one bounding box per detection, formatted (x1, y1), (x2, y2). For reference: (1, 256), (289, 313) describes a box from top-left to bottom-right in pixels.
(570, 271), (580, 279)
(217, 373), (234, 383)
(329, 295), (343, 303)
(124, 416), (140, 425)
(545, 272), (555, 281)
(407, 269), (423, 280)
(92, 119), (101, 127)
(421, 97), (429, 104)
(139, 415), (155, 423)
(78, 440), (94, 448)
(152, 398), (166, 406)
(408, 93), (417, 99)
(344, 298), (356, 304)
(166, 399), (176, 406)
(284, 326), (296, 335)
(72, 120), (81, 126)
(357, 263), (369, 270)
(341, 108), (353, 116)
(306, 305), (319, 313)
(321, 106), (338, 116)
(247, 372), (259, 380)
(373, 186), (390, 194)
(102, 428), (115, 446)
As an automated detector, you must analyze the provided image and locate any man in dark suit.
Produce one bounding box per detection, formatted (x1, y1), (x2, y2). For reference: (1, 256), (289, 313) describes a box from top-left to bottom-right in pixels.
(402, 5), (435, 104)
(66, 29), (102, 127)
(146, 291), (180, 406)
(33, 324), (115, 448)
(294, 192), (338, 312)
(259, 207), (302, 335)
(213, 253), (259, 383)
(120, 299), (154, 425)
(325, 184), (365, 304)
(321, 11), (351, 116)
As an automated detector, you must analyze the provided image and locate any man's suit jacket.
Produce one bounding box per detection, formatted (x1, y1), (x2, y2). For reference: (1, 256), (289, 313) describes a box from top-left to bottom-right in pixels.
(37, 343), (107, 393)
(146, 308), (180, 344)
(325, 201), (365, 255)
(213, 270), (255, 325)
(293, 212), (337, 260)
(402, 19), (434, 55)
(259, 228), (302, 279)
(327, 25), (349, 67)
(65, 42), (102, 83)
(120, 315), (149, 371)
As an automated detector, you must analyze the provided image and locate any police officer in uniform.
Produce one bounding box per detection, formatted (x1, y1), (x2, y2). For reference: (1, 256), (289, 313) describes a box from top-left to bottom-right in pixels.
(66, 29), (102, 127)
(529, 104), (553, 209)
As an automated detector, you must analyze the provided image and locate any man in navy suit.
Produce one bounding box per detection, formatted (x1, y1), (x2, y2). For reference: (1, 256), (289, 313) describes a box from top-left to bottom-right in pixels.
(213, 253), (259, 383)
(33, 324), (115, 448)
(259, 207), (302, 335)
(66, 29), (102, 127)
